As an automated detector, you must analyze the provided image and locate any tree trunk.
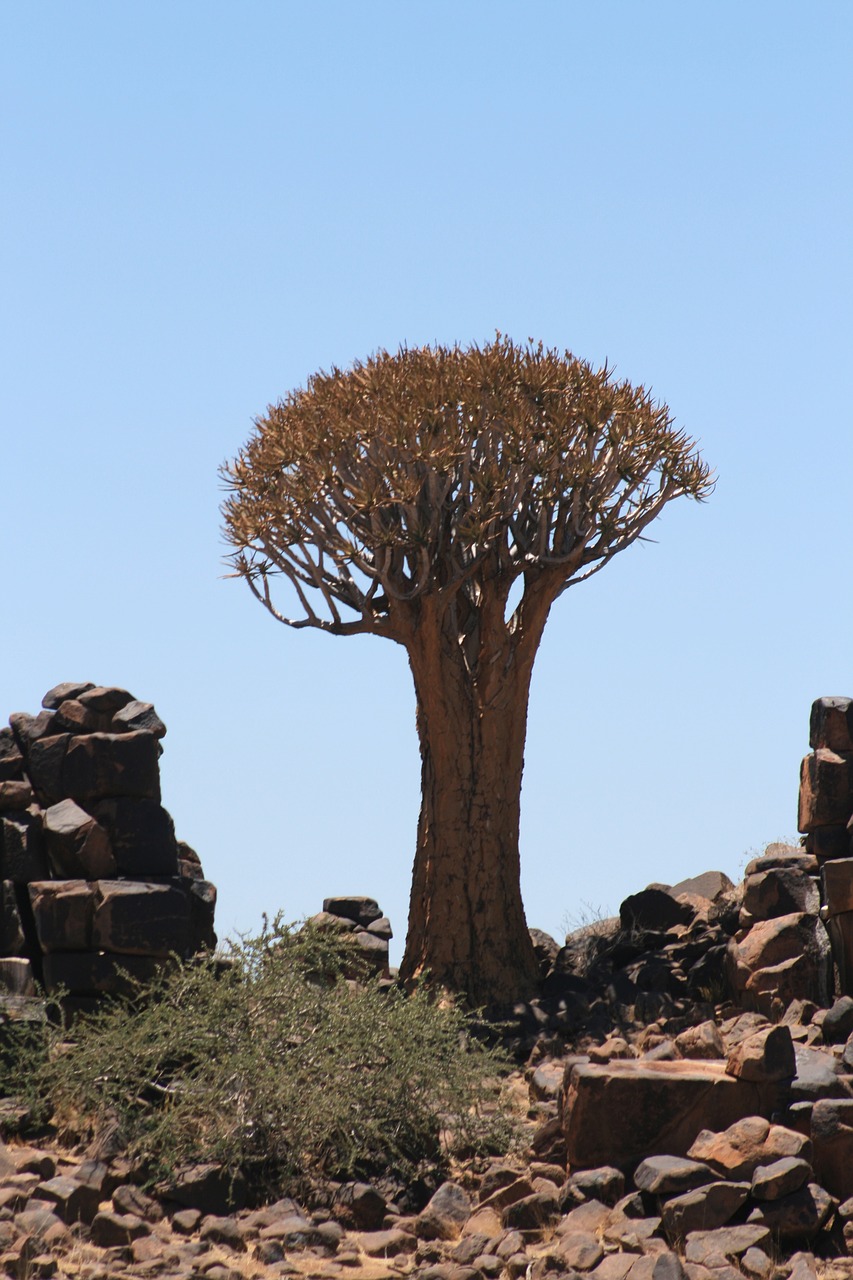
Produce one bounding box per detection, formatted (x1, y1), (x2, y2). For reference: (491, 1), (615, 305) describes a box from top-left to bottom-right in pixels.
(398, 599), (541, 1007)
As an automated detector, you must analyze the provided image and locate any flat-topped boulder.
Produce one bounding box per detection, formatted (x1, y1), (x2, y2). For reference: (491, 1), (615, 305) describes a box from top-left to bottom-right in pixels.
(562, 1059), (774, 1170)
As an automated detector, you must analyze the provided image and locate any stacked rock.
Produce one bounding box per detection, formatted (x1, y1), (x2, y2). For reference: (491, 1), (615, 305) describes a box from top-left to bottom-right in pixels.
(0, 681), (216, 1015)
(799, 697), (853, 993)
(309, 895), (392, 976)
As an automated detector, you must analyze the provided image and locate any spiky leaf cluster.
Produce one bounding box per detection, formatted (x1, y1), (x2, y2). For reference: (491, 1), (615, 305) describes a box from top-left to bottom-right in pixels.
(222, 337), (712, 640)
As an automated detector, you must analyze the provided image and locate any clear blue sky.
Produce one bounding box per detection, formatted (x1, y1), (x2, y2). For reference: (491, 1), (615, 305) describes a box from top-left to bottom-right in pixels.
(2, 3), (851, 961)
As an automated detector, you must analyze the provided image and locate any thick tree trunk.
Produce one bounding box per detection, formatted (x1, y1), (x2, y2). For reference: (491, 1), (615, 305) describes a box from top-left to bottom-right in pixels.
(398, 600), (541, 1006)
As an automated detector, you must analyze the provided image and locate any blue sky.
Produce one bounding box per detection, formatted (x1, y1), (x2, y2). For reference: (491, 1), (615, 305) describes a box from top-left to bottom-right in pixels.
(2, 3), (851, 961)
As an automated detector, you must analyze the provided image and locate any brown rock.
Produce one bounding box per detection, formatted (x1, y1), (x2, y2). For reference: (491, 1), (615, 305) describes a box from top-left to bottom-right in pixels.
(501, 1189), (559, 1230)
(353, 1228), (418, 1256)
(810, 697), (853, 753)
(633, 1156), (718, 1196)
(799, 749), (853, 831)
(555, 1229), (603, 1270)
(53, 699), (107, 734)
(29, 880), (94, 951)
(42, 799), (116, 879)
(31, 1173), (101, 1223)
(750, 1157), (811, 1200)
(725, 1025), (795, 1083)
(200, 1214), (246, 1249)
(41, 682), (96, 710)
(416, 1182), (471, 1240)
(822, 860), (853, 916)
(743, 868), (819, 921)
(42, 951), (170, 996)
(91, 798), (178, 877)
(674, 1023), (725, 1061)
(0, 782), (33, 812)
(111, 700), (167, 737)
(684, 1224), (770, 1264)
(688, 1116), (811, 1180)
(726, 913), (831, 1010)
(92, 880), (191, 956)
(661, 1181), (750, 1239)
(77, 686), (135, 714)
(0, 730), (24, 782)
(810, 1097), (853, 1198)
(1, 810), (48, 883)
(27, 730), (161, 805)
(563, 1060), (772, 1170)
(90, 1209), (150, 1246)
(747, 1183), (834, 1239)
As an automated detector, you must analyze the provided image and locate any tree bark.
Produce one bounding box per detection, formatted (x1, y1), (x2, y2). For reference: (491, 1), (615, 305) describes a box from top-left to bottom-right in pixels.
(398, 596), (541, 1006)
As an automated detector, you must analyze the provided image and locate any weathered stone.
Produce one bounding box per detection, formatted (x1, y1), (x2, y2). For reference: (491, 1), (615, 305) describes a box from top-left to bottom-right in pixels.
(670, 871), (735, 902)
(602, 1213), (662, 1250)
(688, 1116), (811, 1180)
(660, 1181), (750, 1238)
(27, 731), (160, 804)
(416, 1181), (472, 1240)
(90, 797), (177, 877)
(14, 1205), (69, 1245)
(565, 1167), (625, 1207)
(683, 1224), (771, 1263)
(200, 1214), (246, 1248)
(53, 700), (107, 734)
(29, 880), (94, 951)
(789, 1044), (853, 1101)
(323, 895), (383, 927)
(0, 781), (33, 812)
(0, 730), (24, 782)
(747, 1182), (834, 1239)
(806, 826), (850, 859)
(530, 1061), (565, 1101)
(111, 700), (167, 737)
(502, 1190), (559, 1230)
(112, 1183), (163, 1222)
(563, 1060), (772, 1170)
(810, 697), (853, 753)
(558, 1198), (614, 1235)
(0, 958), (35, 996)
(591, 1255), (636, 1280)
(626, 1253), (686, 1280)
(478, 1174), (534, 1212)
(366, 915), (393, 940)
(725, 1025), (795, 1083)
(77, 686), (134, 714)
(164, 1162), (247, 1214)
(186, 879), (217, 951)
(31, 1173), (101, 1223)
(352, 1227), (418, 1256)
(335, 1181), (386, 1230)
(743, 868), (819, 921)
(745, 845), (817, 877)
(620, 888), (695, 933)
(42, 799), (116, 879)
(822, 995), (853, 1042)
(674, 1022), (725, 1061)
(750, 1156), (811, 1200)
(90, 1209), (150, 1246)
(726, 913), (831, 1010)
(41, 682), (96, 710)
(42, 951), (169, 996)
(170, 1207), (202, 1233)
(10, 710), (57, 750)
(92, 880), (191, 956)
(822, 860), (853, 916)
(555, 1229), (603, 1270)
(810, 1097), (853, 1198)
(1, 810), (48, 882)
(739, 1246), (774, 1279)
(633, 1156), (718, 1197)
(799, 749), (853, 831)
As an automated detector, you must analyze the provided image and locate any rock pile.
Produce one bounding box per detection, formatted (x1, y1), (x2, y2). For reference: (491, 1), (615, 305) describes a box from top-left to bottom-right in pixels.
(0, 681), (216, 1014)
(309, 894), (393, 976)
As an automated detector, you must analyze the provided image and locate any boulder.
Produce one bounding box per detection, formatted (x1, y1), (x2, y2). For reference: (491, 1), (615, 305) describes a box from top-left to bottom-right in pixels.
(742, 868), (819, 921)
(322, 896), (383, 927)
(669, 872), (735, 903)
(41, 682), (96, 710)
(820, 995), (853, 1044)
(620, 887), (695, 933)
(810, 1098), (853, 1198)
(746, 1184), (834, 1240)
(0, 730), (24, 782)
(29, 880), (95, 951)
(810, 697), (853, 753)
(27, 731), (161, 804)
(42, 951), (169, 996)
(77, 686), (135, 714)
(416, 1182), (471, 1240)
(111, 701), (167, 738)
(725, 1026), (795, 1083)
(799, 749), (853, 831)
(633, 1155), (718, 1196)
(688, 1117), (811, 1180)
(821, 859), (853, 916)
(0, 781), (32, 812)
(1, 810), (48, 882)
(661, 1181), (750, 1239)
(726, 913), (831, 1011)
(750, 1157), (811, 1201)
(92, 881), (191, 956)
(90, 798), (177, 877)
(562, 1060), (773, 1170)
(42, 799), (116, 879)
(805, 826), (850, 860)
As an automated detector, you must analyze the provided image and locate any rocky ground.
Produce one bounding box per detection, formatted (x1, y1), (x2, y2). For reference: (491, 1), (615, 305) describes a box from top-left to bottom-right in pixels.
(3, 849), (853, 1280)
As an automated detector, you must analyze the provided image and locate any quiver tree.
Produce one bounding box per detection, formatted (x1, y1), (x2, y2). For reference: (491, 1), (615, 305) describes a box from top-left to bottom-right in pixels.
(222, 337), (713, 1006)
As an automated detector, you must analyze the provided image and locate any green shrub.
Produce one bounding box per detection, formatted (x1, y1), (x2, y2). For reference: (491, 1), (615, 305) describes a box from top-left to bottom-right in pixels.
(3, 918), (516, 1197)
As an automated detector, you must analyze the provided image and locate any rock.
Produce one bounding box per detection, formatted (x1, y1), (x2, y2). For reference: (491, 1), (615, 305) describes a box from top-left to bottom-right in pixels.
(750, 1157), (812, 1200)
(53, 699), (108, 734)
(1, 810), (48, 882)
(810, 697), (853, 752)
(787, 1253), (819, 1280)
(565, 1167), (625, 1207)
(810, 1097), (853, 1197)
(669, 872), (735, 903)
(112, 1183), (163, 1222)
(501, 1190), (559, 1230)
(77, 686), (135, 714)
(0, 958), (35, 995)
(620, 888), (695, 933)
(683, 1224), (771, 1263)
(0, 730), (24, 782)
(111, 700), (167, 737)
(799, 749), (853, 831)
(92, 880), (191, 956)
(9, 710), (57, 750)
(688, 1117), (811, 1179)
(591, 1255), (636, 1280)
(0, 781), (33, 812)
(352, 1227), (418, 1256)
(633, 1156), (718, 1197)
(626, 1253), (686, 1280)
(416, 1181), (471, 1240)
(0, 882), (26, 953)
(90, 797), (178, 877)
(789, 1044), (852, 1101)
(747, 1183), (834, 1239)
(42, 799), (116, 879)
(90, 1209), (150, 1246)
(674, 1023), (725, 1061)
(200, 1214), (246, 1249)
(725, 1025), (795, 1083)
(42, 951), (169, 996)
(478, 1176), (534, 1213)
(743, 868), (819, 921)
(31, 1173), (101, 1223)
(187, 878), (217, 951)
(335, 1182), (386, 1230)
(366, 916), (393, 939)
(807, 826), (850, 858)
(660, 1181), (750, 1238)
(530, 1061), (565, 1101)
(740, 1246), (774, 1279)
(555, 1229), (603, 1270)
(558, 1198), (614, 1235)
(29, 880), (95, 951)
(563, 1060), (773, 1170)
(726, 913), (831, 1010)
(14, 1205), (68, 1245)
(322, 896), (383, 927)
(530, 928), (560, 976)
(170, 1207), (202, 1233)
(41, 682), (96, 710)
(164, 1163), (247, 1215)
(27, 731), (161, 805)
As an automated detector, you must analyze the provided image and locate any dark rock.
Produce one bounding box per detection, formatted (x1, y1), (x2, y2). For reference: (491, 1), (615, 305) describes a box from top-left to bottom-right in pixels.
(799, 749), (853, 831)
(42, 951), (170, 996)
(624, 1252), (686, 1280)
(42, 799), (116, 879)
(0, 781), (33, 812)
(530, 929), (560, 976)
(750, 1156), (811, 1200)
(29, 880), (94, 951)
(77, 686), (135, 714)
(112, 1183), (163, 1222)
(747, 1182), (834, 1239)
(170, 1207), (202, 1233)
(335, 1182), (386, 1230)
(111, 700), (167, 737)
(554, 1229), (603, 1270)
(366, 916), (393, 940)
(564, 1166), (624, 1207)
(743, 868), (819, 921)
(620, 888), (695, 933)
(810, 697), (853, 752)
(726, 912), (831, 1011)
(41, 682), (96, 710)
(806, 826), (850, 859)
(0, 730), (23, 783)
(27, 731), (161, 805)
(53, 700), (108, 734)
(92, 880), (191, 956)
(416, 1181), (471, 1239)
(200, 1214), (246, 1249)
(164, 1163), (247, 1215)
(90, 1210), (150, 1246)
(789, 1044), (852, 1101)
(821, 995), (853, 1043)
(633, 1156), (718, 1197)
(323, 895), (383, 927)
(660, 1180), (750, 1238)
(725, 1025), (795, 1083)
(89, 798), (177, 877)
(810, 1097), (853, 1198)
(670, 872), (735, 902)
(683, 1224), (771, 1263)
(821, 859), (853, 916)
(1, 810), (48, 882)
(187, 879), (217, 951)
(675, 1022), (725, 1060)
(501, 1190), (559, 1230)
(0, 959), (35, 995)
(31, 1173), (101, 1223)
(0, 882), (26, 955)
